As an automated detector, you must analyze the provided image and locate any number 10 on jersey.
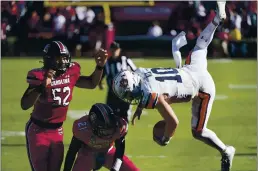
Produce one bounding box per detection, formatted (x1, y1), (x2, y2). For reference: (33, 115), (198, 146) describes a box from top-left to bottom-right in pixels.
(151, 68), (182, 83)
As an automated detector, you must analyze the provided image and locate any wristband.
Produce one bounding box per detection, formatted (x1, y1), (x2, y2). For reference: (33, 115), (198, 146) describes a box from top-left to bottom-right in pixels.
(112, 159), (122, 171)
(96, 65), (104, 70)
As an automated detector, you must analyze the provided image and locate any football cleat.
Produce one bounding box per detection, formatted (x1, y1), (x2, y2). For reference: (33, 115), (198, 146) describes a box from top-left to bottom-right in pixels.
(221, 146), (236, 171)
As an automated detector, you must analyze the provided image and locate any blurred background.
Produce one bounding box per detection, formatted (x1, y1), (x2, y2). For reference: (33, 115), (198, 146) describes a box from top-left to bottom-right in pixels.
(1, 0), (257, 58)
(1, 1), (257, 171)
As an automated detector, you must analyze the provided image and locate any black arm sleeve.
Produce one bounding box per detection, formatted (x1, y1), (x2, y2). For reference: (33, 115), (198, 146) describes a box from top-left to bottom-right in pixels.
(63, 136), (83, 171)
(113, 136), (126, 162)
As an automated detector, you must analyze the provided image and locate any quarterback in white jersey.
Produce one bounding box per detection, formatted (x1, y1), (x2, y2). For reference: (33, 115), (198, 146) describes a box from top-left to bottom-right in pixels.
(112, 2), (235, 171)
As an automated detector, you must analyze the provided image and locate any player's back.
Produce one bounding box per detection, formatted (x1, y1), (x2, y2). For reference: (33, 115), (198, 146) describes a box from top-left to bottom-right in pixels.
(73, 115), (128, 152)
(136, 67), (197, 99)
(27, 62), (81, 123)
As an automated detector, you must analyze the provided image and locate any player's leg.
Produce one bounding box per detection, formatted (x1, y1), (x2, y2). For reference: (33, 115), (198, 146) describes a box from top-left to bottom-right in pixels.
(72, 149), (95, 171)
(186, 2), (226, 70)
(191, 72), (235, 171)
(25, 119), (50, 171)
(48, 127), (64, 171)
(104, 147), (140, 171)
(171, 31), (188, 68)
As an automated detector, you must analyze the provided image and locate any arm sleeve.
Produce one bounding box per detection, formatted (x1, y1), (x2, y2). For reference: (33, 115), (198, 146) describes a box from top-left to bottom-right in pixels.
(126, 58), (137, 71)
(63, 136), (83, 171)
(112, 136), (126, 171)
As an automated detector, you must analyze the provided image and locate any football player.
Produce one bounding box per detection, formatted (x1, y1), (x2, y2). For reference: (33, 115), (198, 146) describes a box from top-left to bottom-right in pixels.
(63, 103), (139, 171)
(21, 41), (108, 171)
(112, 2), (235, 171)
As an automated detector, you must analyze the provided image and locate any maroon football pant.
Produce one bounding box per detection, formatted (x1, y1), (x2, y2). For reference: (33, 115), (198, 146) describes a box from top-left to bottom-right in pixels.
(25, 119), (64, 171)
(72, 147), (140, 171)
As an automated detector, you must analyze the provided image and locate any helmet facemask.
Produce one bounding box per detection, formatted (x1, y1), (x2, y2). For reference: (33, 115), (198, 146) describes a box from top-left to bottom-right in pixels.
(113, 71), (143, 105)
(42, 41), (71, 73)
(89, 111), (118, 139)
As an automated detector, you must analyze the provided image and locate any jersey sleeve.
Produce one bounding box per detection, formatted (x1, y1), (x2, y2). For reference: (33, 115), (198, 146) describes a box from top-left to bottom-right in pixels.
(72, 62), (81, 81)
(139, 80), (159, 109)
(72, 117), (90, 144)
(141, 92), (159, 109)
(26, 69), (44, 86)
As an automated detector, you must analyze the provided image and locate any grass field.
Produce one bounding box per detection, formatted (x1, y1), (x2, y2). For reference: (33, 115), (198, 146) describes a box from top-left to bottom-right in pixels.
(1, 57), (257, 171)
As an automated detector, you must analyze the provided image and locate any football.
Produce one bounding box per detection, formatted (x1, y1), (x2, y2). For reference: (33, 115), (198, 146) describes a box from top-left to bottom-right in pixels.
(153, 120), (166, 139)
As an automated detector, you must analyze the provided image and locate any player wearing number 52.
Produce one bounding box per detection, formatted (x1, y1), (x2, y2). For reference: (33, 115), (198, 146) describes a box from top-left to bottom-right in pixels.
(20, 41), (108, 171)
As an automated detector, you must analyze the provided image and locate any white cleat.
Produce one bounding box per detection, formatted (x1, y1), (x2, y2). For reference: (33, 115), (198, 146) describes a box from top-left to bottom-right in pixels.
(221, 146), (236, 171)
(217, 1), (227, 21)
(172, 31), (187, 50)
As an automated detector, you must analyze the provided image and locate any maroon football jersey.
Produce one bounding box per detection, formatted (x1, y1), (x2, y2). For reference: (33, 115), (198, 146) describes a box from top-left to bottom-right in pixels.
(26, 62), (81, 123)
(73, 115), (128, 152)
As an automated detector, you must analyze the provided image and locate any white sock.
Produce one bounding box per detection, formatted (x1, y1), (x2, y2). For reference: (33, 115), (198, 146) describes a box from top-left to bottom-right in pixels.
(199, 128), (227, 153)
(196, 15), (220, 49)
(172, 46), (182, 68)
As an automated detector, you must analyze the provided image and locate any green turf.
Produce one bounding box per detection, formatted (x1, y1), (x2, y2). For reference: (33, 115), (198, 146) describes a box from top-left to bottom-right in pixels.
(1, 58), (257, 171)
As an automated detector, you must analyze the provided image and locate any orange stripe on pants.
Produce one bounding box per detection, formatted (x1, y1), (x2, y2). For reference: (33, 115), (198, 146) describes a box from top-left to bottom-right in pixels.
(196, 91), (210, 132)
(185, 51), (192, 65)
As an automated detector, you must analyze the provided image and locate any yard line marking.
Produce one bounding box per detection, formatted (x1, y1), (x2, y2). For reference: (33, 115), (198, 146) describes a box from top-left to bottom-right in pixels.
(215, 94), (228, 100)
(127, 155), (167, 158)
(2, 131), (25, 139)
(229, 84), (257, 89)
(210, 59), (233, 63)
(67, 110), (89, 119)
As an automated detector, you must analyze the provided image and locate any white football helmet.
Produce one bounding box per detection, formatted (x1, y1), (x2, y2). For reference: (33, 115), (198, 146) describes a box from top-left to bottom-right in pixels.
(112, 70), (142, 105)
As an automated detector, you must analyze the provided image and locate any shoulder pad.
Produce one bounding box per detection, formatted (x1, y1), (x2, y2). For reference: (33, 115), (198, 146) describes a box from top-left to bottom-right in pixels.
(27, 68), (45, 85)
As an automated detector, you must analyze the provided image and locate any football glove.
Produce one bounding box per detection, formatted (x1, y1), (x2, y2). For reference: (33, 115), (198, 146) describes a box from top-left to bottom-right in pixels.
(153, 135), (171, 146)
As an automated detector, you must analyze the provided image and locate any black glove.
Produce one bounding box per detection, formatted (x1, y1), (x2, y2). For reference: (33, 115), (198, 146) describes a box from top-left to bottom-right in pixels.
(153, 135), (171, 146)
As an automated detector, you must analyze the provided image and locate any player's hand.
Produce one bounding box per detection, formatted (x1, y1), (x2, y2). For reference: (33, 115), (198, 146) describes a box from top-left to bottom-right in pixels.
(131, 106), (143, 125)
(43, 69), (56, 87)
(153, 135), (171, 146)
(98, 83), (105, 90)
(94, 48), (108, 67)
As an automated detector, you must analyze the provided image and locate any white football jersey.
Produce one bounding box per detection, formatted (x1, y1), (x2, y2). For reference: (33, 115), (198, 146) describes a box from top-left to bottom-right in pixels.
(136, 67), (197, 108)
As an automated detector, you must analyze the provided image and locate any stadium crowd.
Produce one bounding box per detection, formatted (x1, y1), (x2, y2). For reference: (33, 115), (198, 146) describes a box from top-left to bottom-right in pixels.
(1, 1), (257, 57)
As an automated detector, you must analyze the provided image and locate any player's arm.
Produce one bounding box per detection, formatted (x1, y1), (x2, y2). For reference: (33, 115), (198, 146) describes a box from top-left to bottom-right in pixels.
(111, 136), (126, 171)
(155, 95), (179, 145)
(98, 64), (107, 90)
(20, 70), (55, 110)
(63, 136), (83, 171)
(76, 49), (108, 89)
(20, 84), (44, 110)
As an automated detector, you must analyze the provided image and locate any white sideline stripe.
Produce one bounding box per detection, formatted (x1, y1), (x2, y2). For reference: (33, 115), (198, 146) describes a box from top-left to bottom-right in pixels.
(215, 95), (228, 100)
(68, 110), (89, 119)
(127, 155), (167, 158)
(210, 59), (233, 63)
(2, 131), (25, 137)
(229, 84), (257, 89)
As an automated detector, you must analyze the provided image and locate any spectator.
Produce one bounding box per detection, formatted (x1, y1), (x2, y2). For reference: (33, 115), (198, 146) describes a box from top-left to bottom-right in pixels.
(148, 20), (163, 37)
(53, 9), (66, 34)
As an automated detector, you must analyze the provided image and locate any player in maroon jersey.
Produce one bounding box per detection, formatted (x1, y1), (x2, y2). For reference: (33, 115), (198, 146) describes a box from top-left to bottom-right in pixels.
(63, 103), (139, 171)
(20, 41), (108, 171)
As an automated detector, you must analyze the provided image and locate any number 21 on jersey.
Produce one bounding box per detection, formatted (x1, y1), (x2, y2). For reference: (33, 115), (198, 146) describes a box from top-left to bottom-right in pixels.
(52, 86), (71, 106)
(151, 68), (182, 83)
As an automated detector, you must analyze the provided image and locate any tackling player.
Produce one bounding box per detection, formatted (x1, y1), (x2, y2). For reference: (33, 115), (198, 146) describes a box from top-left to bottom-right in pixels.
(112, 2), (235, 171)
(63, 103), (139, 171)
(21, 41), (107, 171)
